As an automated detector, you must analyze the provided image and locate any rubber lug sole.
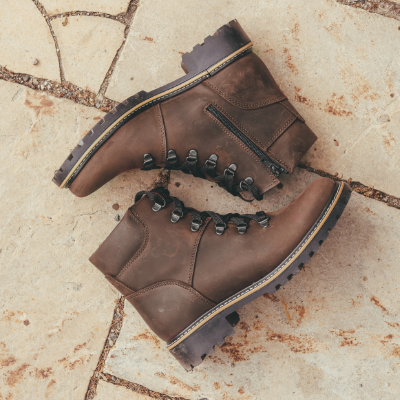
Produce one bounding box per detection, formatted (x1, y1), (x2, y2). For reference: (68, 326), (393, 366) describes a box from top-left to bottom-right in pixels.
(168, 181), (352, 371)
(53, 20), (252, 189)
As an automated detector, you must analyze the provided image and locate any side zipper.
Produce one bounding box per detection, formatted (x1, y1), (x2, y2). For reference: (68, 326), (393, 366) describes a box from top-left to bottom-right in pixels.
(207, 105), (288, 177)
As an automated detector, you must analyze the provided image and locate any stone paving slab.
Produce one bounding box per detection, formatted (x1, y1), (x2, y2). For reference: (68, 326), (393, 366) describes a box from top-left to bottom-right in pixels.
(52, 16), (125, 93)
(41, 0), (131, 15)
(104, 169), (400, 400)
(0, 0), (60, 82)
(0, 79), (158, 399)
(107, 0), (400, 198)
(94, 380), (151, 399)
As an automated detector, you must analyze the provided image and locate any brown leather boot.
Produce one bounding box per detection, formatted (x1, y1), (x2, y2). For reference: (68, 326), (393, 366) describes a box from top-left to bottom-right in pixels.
(53, 20), (317, 201)
(90, 178), (351, 370)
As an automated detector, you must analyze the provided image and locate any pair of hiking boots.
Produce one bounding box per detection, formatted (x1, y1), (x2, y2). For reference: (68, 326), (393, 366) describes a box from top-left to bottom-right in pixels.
(53, 20), (351, 370)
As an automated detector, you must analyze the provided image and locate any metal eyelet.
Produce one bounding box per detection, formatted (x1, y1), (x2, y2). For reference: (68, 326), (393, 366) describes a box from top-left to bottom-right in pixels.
(143, 153), (154, 168)
(186, 149), (198, 163)
(237, 224), (247, 234)
(171, 210), (183, 223)
(215, 222), (226, 235)
(224, 163), (237, 177)
(152, 197), (166, 212)
(167, 149), (178, 162)
(239, 176), (254, 191)
(205, 153), (218, 167)
(258, 216), (270, 228)
(191, 219), (202, 232)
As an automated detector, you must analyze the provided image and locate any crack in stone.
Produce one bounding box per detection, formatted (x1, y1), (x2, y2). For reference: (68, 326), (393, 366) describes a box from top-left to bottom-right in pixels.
(84, 297), (187, 400)
(336, 0), (400, 21)
(100, 373), (189, 400)
(31, 0), (66, 82)
(85, 297), (125, 400)
(0, 66), (118, 112)
(47, 6), (136, 26)
(299, 164), (400, 210)
(98, 0), (140, 98)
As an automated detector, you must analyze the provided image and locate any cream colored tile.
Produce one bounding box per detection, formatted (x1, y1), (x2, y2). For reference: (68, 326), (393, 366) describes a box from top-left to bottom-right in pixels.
(95, 380), (151, 400)
(52, 16), (124, 92)
(0, 79), (159, 399)
(0, 0), (60, 81)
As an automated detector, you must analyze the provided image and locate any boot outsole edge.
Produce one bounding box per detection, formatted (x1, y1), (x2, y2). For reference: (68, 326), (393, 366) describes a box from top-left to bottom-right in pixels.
(168, 181), (352, 370)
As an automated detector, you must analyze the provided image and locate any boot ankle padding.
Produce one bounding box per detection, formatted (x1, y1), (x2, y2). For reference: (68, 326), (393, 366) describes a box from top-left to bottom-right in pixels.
(205, 52), (285, 108)
(125, 280), (215, 342)
(91, 197), (208, 292)
(268, 119), (316, 172)
(90, 210), (146, 277)
(204, 52), (317, 174)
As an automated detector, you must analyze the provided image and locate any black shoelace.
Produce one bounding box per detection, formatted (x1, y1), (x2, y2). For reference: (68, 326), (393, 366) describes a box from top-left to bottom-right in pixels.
(141, 149), (263, 201)
(134, 187), (270, 235)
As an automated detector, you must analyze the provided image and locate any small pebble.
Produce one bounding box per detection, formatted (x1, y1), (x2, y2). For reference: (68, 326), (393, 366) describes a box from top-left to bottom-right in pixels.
(33, 59), (39, 65)
(114, 214), (120, 221)
(112, 203), (119, 210)
(32, 79), (38, 85)
(334, 139), (339, 146)
(40, 85), (44, 90)
(23, 75), (30, 82)
(23, 320), (30, 326)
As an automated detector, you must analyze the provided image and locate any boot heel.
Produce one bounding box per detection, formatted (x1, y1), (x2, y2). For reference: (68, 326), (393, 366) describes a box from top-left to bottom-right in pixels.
(181, 19), (252, 76)
(169, 311), (240, 371)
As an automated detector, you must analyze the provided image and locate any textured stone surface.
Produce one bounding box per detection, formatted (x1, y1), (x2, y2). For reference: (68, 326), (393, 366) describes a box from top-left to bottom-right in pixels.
(95, 380), (151, 399)
(0, 79), (159, 399)
(52, 16), (125, 92)
(107, 0), (400, 197)
(104, 170), (400, 400)
(0, 0), (60, 81)
(41, 0), (131, 15)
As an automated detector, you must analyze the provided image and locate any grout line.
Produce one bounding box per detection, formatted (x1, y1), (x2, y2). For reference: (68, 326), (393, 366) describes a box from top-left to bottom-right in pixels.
(0, 66), (118, 112)
(98, 0), (140, 98)
(84, 295), (187, 400)
(100, 374), (189, 400)
(336, 0), (400, 21)
(31, 0), (66, 82)
(85, 297), (125, 400)
(299, 164), (400, 209)
(48, 11), (127, 23)
(148, 169), (171, 191)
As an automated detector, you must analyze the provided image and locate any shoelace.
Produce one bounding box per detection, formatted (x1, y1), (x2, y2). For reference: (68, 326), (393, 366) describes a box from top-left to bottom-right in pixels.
(141, 149), (263, 201)
(134, 188), (270, 235)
